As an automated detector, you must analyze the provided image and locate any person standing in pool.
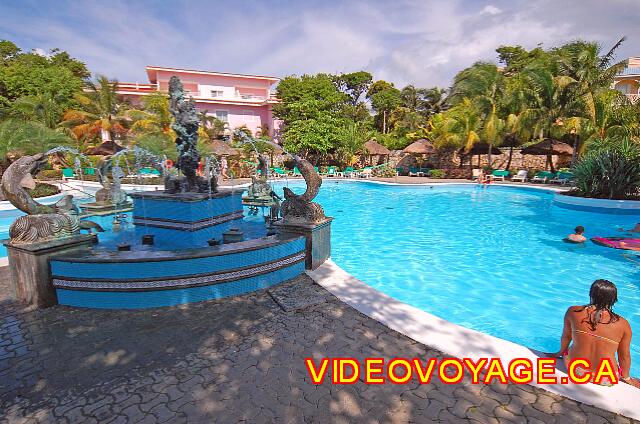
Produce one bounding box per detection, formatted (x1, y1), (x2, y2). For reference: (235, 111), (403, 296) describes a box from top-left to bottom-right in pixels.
(551, 280), (639, 388)
(567, 226), (587, 243)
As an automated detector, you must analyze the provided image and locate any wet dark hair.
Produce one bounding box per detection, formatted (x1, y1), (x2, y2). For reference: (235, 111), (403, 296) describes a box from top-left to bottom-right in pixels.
(582, 279), (620, 330)
(574, 226), (585, 234)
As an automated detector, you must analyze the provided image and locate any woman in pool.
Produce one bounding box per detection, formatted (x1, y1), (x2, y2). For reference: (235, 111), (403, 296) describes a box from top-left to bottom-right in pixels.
(551, 280), (638, 387)
(567, 226), (587, 243)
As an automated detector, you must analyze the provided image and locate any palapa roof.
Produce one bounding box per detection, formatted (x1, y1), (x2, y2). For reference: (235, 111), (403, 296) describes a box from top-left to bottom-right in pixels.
(403, 139), (435, 154)
(84, 140), (124, 156)
(520, 138), (573, 156)
(363, 140), (391, 155)
(458, 142), (502, 156)
(210, 139), (240, 156)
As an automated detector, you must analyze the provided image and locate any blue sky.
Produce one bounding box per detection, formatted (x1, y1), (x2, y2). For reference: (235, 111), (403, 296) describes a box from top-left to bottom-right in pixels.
(1, 0), (638, 88)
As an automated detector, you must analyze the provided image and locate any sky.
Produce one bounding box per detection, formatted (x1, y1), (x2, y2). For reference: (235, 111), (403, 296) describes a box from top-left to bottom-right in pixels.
(1, 0), (639, 89)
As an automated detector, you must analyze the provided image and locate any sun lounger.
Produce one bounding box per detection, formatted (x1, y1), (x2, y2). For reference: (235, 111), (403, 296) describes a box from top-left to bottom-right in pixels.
(549, 172), (574, 185)
(343, 167), (358, 178)
(531, 171), (555, 183)
(471, 169), (481, 180)
(511, 170), (528, 182)
(61, 168), (75, 180)
(491, 170), (509, 181)
(408, 167), (424, 177)
(359, 167), (373, 178)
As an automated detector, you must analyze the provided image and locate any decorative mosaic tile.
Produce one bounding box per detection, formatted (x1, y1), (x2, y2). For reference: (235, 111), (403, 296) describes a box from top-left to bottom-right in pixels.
(52, 252), (306, 291)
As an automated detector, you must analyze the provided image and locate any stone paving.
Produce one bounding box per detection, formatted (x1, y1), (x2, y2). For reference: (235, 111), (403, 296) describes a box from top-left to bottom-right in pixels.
(0, 268), (636, 424)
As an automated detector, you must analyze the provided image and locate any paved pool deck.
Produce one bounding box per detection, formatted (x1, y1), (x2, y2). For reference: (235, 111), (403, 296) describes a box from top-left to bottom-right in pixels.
(0, 267), (635, 423)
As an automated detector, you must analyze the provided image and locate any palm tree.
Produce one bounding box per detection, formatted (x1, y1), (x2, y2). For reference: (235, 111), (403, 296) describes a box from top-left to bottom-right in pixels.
(431, 99), (482, 171)
(449, 62), (507, 166)
(553, 38), (628, 164)
(5, 93), (64, 129)
(127, 92), (172, 136)
(0, 119), (72, 172)
(60, 75), (128, 149)
(516, 62), (584, 144)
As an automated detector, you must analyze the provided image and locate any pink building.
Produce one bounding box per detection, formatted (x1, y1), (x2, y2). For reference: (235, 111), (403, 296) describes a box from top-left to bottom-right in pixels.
(116, 66), (281, 137)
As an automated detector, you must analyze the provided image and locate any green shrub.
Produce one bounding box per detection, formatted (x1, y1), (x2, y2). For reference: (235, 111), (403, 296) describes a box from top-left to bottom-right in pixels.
(372, 164), (398, 178)
(37, 169), (62, 180)
(573, 143), (640, 199)
(27, 183), (60, 198)
(428, 169), (446, 179)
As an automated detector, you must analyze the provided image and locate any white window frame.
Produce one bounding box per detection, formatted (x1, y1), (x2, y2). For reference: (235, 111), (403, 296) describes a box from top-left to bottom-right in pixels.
(210, 90), (224, 98)
(215, 110), (229, 122)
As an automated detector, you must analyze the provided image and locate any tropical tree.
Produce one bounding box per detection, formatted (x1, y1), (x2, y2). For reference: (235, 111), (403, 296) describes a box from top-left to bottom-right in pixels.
(0, 40), (87, 108)
(0, 119), (71, 165)
(449, 62), (507, 165)
(431, 99), (483, 170)
(3, 92), (65, 129)
(127, 92), (172, 137)
(60, 75), (128, 148)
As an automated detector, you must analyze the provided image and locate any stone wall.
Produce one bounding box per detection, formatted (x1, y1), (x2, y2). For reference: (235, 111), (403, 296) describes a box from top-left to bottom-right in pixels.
(388, 148), (571, 177)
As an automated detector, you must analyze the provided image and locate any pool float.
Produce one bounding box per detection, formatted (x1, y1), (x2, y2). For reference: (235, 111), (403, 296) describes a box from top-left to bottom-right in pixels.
(591, 237), (640, 250)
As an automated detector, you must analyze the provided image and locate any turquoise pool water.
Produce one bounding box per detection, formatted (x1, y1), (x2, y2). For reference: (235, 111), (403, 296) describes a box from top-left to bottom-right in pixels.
(280, 180), (640, 376)
(1, 181), (639, 375)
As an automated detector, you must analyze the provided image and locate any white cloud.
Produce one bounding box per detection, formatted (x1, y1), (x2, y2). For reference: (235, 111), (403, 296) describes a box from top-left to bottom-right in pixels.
(0, 0), (637, 89)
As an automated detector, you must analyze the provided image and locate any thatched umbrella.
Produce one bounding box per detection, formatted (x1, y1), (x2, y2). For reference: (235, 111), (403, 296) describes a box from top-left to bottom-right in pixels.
(210, 139), (240, 157)
(457, 142), (502, 169)
(403, 139), (435, 168)
(363, 139), (391, 165)
(520, 138), (573, 172)
(85, 140), (124, 156)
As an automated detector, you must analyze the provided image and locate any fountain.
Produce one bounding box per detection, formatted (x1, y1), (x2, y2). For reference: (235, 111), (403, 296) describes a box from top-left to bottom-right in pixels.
(0, 76), (331, 309)
(79, 155), (132, 215)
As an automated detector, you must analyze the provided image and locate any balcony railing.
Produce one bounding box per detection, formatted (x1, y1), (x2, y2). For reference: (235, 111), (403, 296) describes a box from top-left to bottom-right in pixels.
(183, 90), (268, 102)
(620, 67), (640, 76)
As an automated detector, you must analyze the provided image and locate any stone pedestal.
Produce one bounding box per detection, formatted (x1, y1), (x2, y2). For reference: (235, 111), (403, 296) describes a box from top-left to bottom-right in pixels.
(273, 218), (332, 270)
(2, 234), (96, 309)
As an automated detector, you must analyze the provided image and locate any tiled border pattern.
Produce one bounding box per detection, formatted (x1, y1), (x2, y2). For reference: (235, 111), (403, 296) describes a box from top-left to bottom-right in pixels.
(52, 252), (305, 291)
(133, 210), (244, 230)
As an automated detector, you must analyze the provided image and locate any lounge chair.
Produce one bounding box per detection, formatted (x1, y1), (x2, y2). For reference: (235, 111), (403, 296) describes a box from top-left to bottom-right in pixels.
(83, 168), (96, 176)
(471, 169), (481, 180)
(511, 170), (528, 182)
(408, 167), (424, 177)
(531, 171), (555, 183)
(359, 167), (373, 178)
(549, 172), (574, 185)
(395, 167), (405, 176)
(292, 167), (303, 177)
(343, 167), (358, 178)
(322, 166), (338, 177)
(272, 167), (289, 177)
(61, 168), (75, 180)
(491, 170), (509, 181)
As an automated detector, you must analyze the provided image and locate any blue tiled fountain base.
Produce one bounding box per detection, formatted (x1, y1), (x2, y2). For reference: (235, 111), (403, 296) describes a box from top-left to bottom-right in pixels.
(55, 262), (305, 309)
(50, 237), (307, 309)
(134, 218), (243, 249)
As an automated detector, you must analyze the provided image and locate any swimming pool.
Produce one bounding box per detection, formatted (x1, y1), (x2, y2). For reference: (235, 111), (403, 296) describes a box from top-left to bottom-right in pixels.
(1, 181), (639, 375)
(283, 180), (640, 376)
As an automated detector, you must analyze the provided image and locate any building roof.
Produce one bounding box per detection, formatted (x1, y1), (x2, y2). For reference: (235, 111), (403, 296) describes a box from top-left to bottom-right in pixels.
(145, 66), (279, 84)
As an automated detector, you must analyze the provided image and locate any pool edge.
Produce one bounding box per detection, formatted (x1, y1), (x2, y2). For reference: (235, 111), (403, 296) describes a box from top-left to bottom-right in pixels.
(307, 259), (640, 421)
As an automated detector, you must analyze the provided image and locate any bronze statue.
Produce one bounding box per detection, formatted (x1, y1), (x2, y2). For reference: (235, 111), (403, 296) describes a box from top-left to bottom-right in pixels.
(167, 76), (212, 193)
(281, 156), (326, 224)
(1, 153), (104, 244)
(95, 156), (127, 205)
